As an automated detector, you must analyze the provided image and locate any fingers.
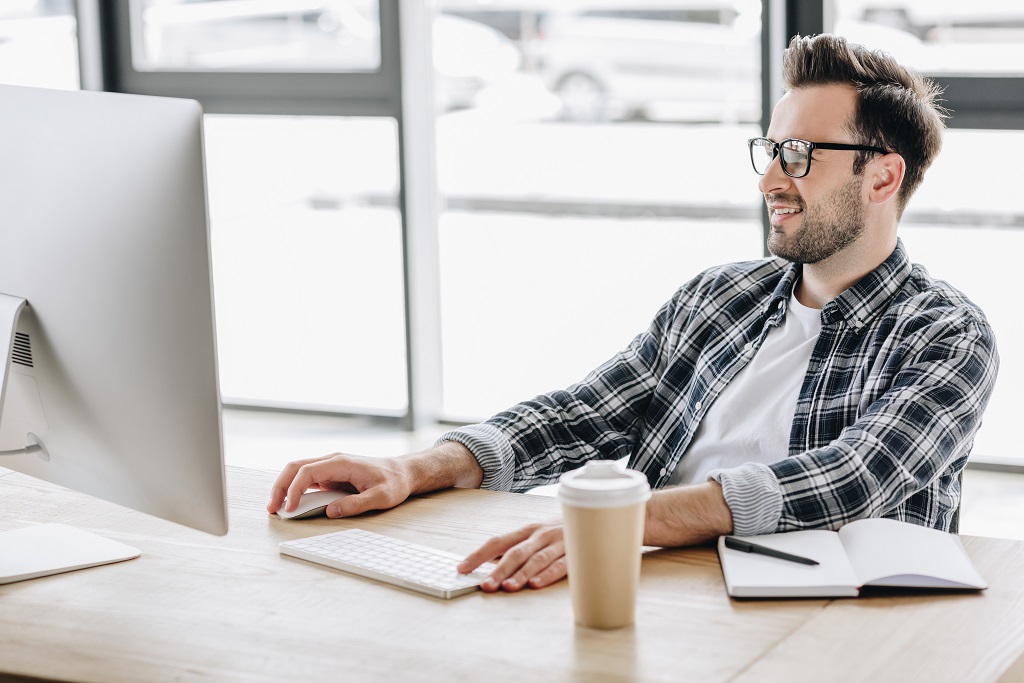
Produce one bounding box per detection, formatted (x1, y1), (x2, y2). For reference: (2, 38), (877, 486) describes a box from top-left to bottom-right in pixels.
(268, 454), (364, 511)
(458, 526), (534, 573)
(327, 486), (392, 518)
(267, 455), (328, 513)
(267, 453), (411, 517)
(492, 528), (565, 591)
(525, 556), (568, 590)
(283, 463), (322, 513)
(460, 523), (567, 592)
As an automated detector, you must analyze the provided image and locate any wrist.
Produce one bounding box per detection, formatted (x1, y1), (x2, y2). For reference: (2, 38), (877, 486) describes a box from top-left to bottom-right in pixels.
(399, 441), (484, 495)
(644, 481), (734, 547)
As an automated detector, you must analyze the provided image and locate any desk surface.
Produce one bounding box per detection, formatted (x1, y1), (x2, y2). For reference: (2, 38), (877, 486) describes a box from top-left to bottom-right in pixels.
(2, 466), (1024, 683)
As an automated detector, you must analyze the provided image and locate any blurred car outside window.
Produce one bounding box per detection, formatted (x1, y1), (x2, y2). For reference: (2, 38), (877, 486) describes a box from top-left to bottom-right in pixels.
(532, 1), (761, 123)
(834, 0), (1024, 74)
(131, 0), (382, 71)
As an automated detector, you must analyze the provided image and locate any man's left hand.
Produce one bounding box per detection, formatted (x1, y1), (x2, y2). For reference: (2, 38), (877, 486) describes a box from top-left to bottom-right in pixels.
(457, 522), (567, 592)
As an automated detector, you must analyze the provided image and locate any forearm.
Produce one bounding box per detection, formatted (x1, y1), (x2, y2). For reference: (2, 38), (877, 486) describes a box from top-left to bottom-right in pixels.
(398, 440), (484, 495)
(485, 391), (643, 487)
(439, 380), (655, 494)
(643, 481), (734, 547)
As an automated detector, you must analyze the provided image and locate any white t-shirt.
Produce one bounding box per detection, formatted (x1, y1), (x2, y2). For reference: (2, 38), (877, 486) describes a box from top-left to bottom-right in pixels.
(669, 292), (822, 486)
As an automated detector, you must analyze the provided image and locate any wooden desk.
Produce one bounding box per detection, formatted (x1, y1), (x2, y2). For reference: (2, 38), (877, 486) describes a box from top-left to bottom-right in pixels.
(2, 466), (1024, 683)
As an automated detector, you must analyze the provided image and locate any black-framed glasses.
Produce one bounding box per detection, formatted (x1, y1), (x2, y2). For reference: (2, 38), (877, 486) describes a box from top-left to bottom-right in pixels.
(747, 137), (889, 178)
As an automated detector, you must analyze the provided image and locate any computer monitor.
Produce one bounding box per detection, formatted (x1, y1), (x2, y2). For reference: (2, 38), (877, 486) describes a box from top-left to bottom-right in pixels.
(0, 84), (227, 577)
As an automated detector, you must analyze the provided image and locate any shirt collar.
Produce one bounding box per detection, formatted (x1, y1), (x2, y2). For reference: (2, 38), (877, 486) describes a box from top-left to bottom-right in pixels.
(764, 239), (913, 331)
(824, 239), (912, 330)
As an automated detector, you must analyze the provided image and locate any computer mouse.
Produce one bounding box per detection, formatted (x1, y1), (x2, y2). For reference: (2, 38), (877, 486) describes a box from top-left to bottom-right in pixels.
(275, 489), (352, 520)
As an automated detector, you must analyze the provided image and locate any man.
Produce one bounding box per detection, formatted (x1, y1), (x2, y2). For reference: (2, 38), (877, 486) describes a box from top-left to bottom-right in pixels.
(267, 34), (998, 593)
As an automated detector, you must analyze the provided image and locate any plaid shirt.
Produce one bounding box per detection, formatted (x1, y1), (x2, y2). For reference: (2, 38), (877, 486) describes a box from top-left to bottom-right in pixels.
(441, 240), (999, 536)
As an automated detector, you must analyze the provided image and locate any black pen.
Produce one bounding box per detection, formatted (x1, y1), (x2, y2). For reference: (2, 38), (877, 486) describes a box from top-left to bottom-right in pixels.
(724, 537), (819, 566)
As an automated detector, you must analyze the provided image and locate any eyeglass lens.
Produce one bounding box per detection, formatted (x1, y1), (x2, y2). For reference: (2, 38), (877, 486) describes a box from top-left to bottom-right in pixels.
(751, 139), (811, 177)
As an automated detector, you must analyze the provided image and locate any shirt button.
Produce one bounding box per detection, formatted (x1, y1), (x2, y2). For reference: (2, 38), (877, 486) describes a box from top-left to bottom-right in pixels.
(695, 401), (703, 411)
(744, 341), (753, 351)
(659, 468), (667, 477)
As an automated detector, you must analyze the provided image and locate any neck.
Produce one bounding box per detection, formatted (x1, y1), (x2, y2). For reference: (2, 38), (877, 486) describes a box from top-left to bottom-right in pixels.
(794, 231), (897, 309)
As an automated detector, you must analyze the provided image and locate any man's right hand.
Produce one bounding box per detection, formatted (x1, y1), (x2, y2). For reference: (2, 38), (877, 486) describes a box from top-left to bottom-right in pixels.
(267, 453), (414, 518)
(266, 441), (484, 518)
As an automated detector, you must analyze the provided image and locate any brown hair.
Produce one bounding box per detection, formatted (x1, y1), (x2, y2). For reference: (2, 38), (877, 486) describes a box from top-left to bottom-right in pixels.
(782, 33), (946, 216)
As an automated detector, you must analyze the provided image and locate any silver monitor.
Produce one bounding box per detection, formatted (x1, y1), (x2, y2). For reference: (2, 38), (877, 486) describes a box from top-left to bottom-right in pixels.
(0, 85), (227, 577)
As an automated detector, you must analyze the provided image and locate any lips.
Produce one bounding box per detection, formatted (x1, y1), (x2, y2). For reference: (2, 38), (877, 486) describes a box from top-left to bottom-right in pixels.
(765, 195), (804, 223)
(768, 205), (803, 225)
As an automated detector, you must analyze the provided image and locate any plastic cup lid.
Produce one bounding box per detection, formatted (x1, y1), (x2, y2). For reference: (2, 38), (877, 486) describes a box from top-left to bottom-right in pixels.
(557, 460), (651, 509)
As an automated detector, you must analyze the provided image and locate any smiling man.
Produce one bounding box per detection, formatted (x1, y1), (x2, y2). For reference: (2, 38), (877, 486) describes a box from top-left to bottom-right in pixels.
(268, 34), (999, 593)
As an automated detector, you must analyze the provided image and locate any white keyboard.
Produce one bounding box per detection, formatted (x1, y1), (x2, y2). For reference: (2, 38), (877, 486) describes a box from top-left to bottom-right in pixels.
(280, 528), (497, 599)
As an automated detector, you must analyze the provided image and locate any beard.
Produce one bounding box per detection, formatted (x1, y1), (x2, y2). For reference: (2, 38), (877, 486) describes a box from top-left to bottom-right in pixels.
(766, 176), (866, 264)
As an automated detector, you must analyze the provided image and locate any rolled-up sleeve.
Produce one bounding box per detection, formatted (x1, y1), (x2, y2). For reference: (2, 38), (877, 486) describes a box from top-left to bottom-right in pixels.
(436, 423), (516, 491)
(708, 463), (784, 535)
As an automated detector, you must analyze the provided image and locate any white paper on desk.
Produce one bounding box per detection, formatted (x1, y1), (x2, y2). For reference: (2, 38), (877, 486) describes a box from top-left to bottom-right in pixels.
(839, 517), (988, 589)
(718, 530), (861, 598)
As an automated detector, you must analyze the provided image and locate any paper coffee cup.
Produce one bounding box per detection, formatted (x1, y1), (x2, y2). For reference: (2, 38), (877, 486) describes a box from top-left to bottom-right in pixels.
(559, 460), (651, 629)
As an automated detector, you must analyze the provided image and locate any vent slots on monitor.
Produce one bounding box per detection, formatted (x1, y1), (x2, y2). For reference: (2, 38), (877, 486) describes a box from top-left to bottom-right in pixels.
(11, 332), (33, 368)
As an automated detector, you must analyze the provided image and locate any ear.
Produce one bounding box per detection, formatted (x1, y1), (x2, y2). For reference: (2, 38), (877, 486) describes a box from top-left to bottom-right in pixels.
(867, 153), (906, 205)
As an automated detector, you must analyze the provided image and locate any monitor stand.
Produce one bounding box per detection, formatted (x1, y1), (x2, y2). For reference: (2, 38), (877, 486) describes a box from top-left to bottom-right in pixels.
(0, 523), (140, 584)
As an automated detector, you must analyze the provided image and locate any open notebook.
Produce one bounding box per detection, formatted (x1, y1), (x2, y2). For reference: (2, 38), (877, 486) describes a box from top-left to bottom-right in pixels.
(717, 517), (987, 598)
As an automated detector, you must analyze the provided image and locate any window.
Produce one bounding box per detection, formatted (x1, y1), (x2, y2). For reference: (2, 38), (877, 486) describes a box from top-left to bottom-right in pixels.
(434, 1), (764, 419)
(0, 0), (79, 89)
(205, 115), (406, 413)
(100, 0), (412, 417)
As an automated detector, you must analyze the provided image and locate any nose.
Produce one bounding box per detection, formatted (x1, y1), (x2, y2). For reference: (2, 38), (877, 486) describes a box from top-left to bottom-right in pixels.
(757, 154), (793, 196)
